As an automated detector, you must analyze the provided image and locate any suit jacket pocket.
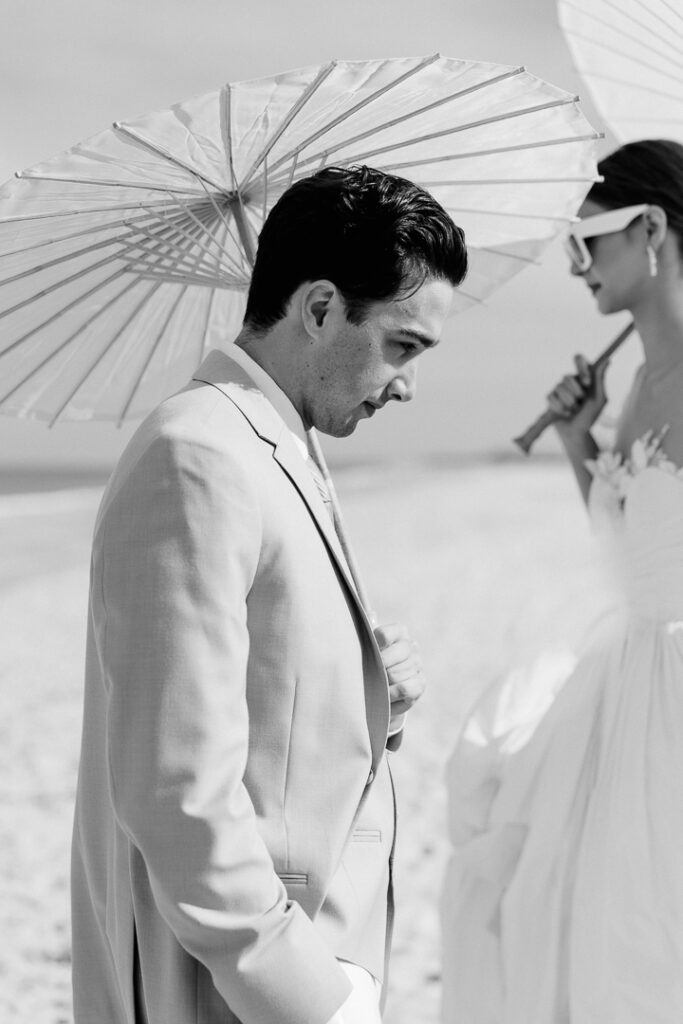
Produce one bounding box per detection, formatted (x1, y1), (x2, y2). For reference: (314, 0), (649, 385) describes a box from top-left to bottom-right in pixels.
(350, 828), (382, 843)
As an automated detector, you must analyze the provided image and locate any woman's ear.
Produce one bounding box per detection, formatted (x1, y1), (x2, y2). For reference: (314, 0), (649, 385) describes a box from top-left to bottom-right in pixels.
(644, 205), (668, 250)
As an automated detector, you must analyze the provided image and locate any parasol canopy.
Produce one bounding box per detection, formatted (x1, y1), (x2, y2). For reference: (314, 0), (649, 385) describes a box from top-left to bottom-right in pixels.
(558, 0), (683, 144)
(0, 54), (600, 424)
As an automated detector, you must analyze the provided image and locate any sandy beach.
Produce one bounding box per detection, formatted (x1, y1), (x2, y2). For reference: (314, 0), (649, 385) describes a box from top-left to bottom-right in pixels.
(0, 460), (613, 1024)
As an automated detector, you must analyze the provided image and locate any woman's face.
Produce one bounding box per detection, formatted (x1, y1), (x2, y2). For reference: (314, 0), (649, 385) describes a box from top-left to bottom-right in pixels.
(572, 198), (650, 315)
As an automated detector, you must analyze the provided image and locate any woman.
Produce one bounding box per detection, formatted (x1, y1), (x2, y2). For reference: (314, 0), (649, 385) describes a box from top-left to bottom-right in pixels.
(442, 140), (683, 1023)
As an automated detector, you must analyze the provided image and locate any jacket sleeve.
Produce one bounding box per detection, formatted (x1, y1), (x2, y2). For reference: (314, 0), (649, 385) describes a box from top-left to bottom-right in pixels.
(96, 431), (351, 1024)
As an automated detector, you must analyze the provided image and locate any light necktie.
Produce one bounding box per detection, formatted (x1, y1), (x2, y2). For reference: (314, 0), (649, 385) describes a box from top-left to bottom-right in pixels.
(306, 455), (335, 524)
(305, 431), (374, 622)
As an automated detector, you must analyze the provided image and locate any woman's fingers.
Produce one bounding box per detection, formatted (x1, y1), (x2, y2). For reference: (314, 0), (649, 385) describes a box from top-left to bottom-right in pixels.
(574, 353), (592, 386)
(547, 379), (583, 415)
(547, 358), (595, 419)
(563, 375), (586, 399)
(546, 394), (572, 418)
(547, 354), (609, 432)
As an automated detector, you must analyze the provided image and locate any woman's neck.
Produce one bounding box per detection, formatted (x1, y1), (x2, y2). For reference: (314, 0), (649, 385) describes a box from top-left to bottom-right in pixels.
(632, 282), (683, 381)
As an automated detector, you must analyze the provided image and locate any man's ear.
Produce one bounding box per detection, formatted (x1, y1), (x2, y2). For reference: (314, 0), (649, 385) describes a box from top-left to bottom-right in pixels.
(299, 280), (337, 339)
(644, 205), (668, 249)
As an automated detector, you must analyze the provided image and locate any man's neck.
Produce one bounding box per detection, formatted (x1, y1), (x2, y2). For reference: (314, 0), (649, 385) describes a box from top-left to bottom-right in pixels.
(234, 327), (307, 424)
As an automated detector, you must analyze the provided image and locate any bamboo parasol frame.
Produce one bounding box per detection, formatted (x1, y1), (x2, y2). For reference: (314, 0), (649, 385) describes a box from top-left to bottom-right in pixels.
(0, 54), (600, 427)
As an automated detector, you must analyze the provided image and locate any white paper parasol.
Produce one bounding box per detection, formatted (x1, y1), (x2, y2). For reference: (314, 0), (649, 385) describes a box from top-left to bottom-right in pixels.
(558, 0), (683, 144)
(0, 54), (600, 424)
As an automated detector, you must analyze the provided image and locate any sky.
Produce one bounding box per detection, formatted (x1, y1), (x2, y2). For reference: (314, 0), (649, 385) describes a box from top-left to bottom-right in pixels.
(0, 0), (640, 470)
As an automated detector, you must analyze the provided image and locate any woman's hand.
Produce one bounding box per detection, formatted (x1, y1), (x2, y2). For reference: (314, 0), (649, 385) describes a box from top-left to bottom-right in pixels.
(547, 354), (609, 441)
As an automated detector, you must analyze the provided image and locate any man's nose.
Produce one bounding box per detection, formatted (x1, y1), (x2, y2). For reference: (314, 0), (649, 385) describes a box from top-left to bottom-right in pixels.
(387, 363), (417, 403)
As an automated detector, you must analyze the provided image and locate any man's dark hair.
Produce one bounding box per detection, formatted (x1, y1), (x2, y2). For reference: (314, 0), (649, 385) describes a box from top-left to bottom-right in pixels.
(243, 165), (467, 330)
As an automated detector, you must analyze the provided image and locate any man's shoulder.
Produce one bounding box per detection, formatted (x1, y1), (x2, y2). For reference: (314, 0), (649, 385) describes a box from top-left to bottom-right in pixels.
(101, 349), (293, 511)
(133, 375), (261, 457)
(150, 348), (285, 449)
(104, 379), (266, 500)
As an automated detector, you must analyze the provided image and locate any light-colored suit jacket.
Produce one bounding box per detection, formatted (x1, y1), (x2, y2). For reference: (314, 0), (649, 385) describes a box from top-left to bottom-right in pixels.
(71, 350), (398, 1024)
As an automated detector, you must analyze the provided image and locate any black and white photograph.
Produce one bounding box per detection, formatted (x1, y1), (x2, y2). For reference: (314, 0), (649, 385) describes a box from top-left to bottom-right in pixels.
(2, 1), (682, 1022)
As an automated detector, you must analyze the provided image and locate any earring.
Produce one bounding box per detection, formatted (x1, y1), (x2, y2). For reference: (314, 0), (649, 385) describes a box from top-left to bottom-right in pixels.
(647, 244), (658, 278)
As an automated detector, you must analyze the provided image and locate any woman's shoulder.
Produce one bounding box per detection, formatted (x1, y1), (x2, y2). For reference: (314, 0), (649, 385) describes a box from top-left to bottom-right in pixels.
(612, 363), (683, 466)
(652, 366), (683, 467)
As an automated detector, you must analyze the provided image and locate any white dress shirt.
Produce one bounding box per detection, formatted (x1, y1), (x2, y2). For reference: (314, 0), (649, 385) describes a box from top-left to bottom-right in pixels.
(227, 343), (310, 458)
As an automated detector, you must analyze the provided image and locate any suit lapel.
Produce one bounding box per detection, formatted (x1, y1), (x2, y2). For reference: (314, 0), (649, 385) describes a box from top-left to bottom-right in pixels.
(191, 350), (390, 764)
(272, 433), (353, 582)
(271, 434), (390, 770)
(192, 351), (365, 620)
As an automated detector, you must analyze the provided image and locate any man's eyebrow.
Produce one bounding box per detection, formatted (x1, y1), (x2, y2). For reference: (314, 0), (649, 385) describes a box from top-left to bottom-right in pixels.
(394, 328), (438, 349)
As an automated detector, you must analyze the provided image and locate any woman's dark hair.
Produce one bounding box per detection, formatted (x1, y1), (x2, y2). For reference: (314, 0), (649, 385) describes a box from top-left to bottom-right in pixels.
(243, 165), (467, 330)
(590, 139), (683, 256)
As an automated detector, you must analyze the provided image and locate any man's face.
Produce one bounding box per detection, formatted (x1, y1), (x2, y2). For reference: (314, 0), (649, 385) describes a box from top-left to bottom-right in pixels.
(302, 276), (454, 438)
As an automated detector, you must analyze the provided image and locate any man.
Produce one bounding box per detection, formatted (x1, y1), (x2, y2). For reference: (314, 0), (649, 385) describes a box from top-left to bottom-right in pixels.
(71, 165), (467, 1024)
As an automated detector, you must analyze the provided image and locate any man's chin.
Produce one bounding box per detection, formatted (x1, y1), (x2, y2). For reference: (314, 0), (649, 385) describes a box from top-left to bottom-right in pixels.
(323, 421), (357, 439)
(314, 413), (361, 439)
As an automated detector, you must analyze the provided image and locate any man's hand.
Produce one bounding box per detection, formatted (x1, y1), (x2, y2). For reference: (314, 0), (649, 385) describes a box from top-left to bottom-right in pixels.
(374, 623), (425, 730)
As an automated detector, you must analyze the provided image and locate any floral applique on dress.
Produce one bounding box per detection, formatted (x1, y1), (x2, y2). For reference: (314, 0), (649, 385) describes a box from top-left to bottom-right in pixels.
(586, 428), (683, 514)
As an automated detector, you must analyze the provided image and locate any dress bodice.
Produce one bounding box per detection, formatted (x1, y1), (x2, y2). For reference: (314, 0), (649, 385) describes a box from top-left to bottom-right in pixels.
(588, 432), (683, 624)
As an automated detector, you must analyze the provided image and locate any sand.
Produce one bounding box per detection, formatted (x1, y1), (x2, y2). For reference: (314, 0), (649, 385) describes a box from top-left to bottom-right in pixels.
(0, 462), (612, 1023)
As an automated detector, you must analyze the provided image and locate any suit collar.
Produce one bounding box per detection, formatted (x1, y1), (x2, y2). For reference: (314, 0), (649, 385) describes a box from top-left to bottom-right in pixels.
(223, 344), (309, 452)
(191, 350), (359, 606)
(192, 348), (286, 446)
(191, 349), (390, 761)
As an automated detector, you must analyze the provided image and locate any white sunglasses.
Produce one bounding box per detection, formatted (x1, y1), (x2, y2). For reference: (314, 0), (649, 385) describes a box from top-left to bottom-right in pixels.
(565, 204), (649, 272)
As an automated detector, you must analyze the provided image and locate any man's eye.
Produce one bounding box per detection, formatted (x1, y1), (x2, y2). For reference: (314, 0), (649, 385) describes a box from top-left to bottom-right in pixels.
(397, 341), (416, 356)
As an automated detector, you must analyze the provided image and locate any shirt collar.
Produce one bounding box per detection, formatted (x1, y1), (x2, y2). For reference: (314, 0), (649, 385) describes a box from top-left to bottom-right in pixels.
(227, 344), (309, 460)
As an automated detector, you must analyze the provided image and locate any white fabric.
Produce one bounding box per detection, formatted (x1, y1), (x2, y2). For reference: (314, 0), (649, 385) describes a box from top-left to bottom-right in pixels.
(226, 343), (309, 455)
(71, 347), (396, 1024)
(0, 57), (600, 423)
(443, 447), (683, 1022)
(228, 344), (386, 1014)
(558, 0), (683, 146)
(327, 962), (382, 1024)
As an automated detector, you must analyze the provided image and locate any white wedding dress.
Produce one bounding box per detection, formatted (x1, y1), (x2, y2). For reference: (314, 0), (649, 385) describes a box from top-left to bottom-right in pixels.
(442, 433), (683, 1023)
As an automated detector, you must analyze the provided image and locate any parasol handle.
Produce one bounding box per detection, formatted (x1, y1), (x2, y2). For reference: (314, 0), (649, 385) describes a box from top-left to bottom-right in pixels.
(306, 427), (376, 625)
(513, 321), (635, 455)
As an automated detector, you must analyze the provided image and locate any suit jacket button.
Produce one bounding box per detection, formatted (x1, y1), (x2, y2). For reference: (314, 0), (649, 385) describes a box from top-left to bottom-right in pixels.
(367, 769), (374, 785)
